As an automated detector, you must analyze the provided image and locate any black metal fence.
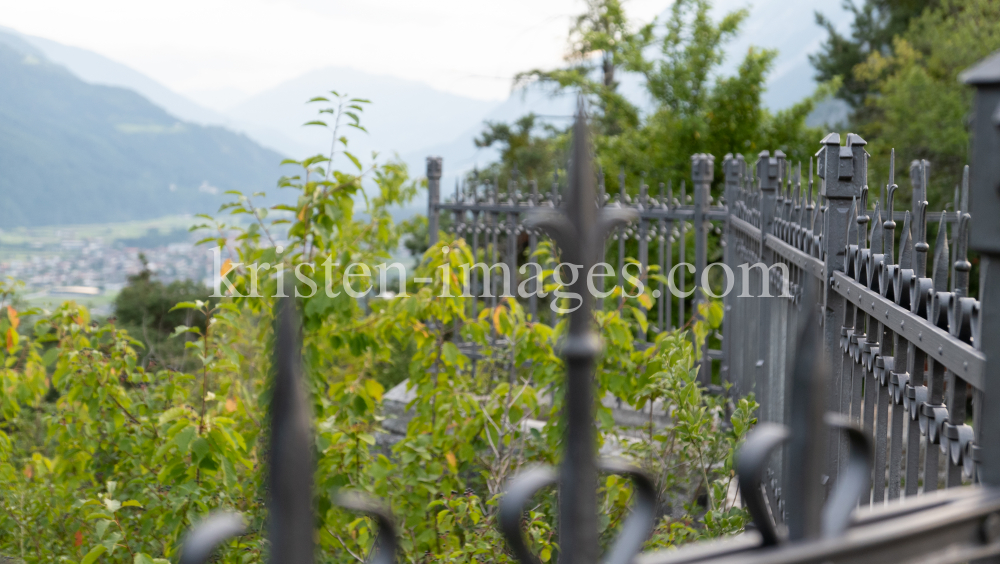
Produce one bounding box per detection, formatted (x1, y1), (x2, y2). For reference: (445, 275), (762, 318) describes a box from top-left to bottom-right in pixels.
(426, 153), (727, 384)
(180, 51), (1000, 564)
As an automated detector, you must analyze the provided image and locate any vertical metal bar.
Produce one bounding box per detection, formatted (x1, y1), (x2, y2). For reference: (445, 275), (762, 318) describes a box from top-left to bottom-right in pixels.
(756, 151), (782, 428)
(526, 104), (638, 564)
(692, 155), (713, 384)
(722, 155), (743, 389)
(960, 55), (1000, 497)
(270, 297), (314, 564)
(491, 178), (499, 316)
(658, 181), (667, 333)
(427, 157), (442, 247)
(923, 216), (950, 493)
(529, 180), (539, 320)
(679, 180), (687, 326)
(560, 109), (601, 564)
(666, 181), (674, 330)
(817, 133), (867, 485)
(618, 167), (626, 305)
(551, 171), (561, 327)
(638, 178), (649, 343)
(598, 169), (607, 311)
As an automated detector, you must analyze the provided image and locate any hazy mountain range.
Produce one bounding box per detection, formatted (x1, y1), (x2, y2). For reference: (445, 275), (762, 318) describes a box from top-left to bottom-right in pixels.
(0, 1), (851, 226)
(0, 38), (285, 227)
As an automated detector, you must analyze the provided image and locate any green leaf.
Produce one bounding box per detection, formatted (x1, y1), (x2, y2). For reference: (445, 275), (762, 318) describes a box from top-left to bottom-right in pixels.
(303, 120), (328, 127)
(191, 437), (210, 461)
(442, 342), (460, 364)
(121, 500), (142, 508)
(343, 151), (362, 171)
(103, 498), (122, 513)
(95, 518), (113, 540)
(81, 545), (107, 564)
(174, 426), (196, 453)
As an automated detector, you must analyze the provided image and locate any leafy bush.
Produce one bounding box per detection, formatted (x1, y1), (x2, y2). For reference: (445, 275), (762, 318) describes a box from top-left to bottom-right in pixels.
(0, 94), (756, 564)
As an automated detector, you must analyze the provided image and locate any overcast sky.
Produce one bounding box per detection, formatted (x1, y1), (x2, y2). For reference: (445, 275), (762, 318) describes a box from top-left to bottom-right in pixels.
(0, 0), (669, 103)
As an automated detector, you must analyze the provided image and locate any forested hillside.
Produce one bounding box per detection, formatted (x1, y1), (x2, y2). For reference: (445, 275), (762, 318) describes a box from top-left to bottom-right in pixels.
(0, 42), (285, 227)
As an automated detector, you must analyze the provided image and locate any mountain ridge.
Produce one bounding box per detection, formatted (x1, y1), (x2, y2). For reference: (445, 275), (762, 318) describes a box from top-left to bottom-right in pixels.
(0, 41), (287, 227)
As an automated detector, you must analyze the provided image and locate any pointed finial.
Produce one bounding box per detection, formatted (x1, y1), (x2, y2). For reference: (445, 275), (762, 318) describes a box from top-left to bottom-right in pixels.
(961, 165), (970, 215)
(899, 211), (913, 269)
(931, 213), (950, 292)
(954, 213), (972, 296)
(807, 157), (815, 209)
(889, 148), (895, 188)
(884, 184), (897, 265)
(915, 201), (930, 277)
(848, 196), (859, 248)
(857, 187), (870, 249)
(870, 202), (883, 255)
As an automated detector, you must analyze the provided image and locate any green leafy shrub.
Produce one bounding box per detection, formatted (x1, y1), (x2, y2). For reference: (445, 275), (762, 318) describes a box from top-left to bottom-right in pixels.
(0, 93), (755, 564)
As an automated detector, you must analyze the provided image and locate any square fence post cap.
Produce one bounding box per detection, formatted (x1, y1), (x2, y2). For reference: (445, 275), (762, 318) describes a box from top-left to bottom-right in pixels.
(691, 153), (715, 183)
(961, 49), (1000, 85)
(426, 156), (443, 178)
(723, 154), (746, 179)
(756, 150), (785, 190)
(817, 133), (867, 198)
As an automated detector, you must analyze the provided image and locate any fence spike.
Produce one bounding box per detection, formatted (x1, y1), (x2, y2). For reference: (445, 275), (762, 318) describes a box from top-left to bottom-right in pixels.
(932, 213), (950, 292)
(899, 211), (913, 269)
(889, 148), (896, 188)
(847, 197), (859, 248)
(870, 201), (883, 255)
(914, 201), (930, 278)
(954, 213), (972, 296)
(961, 164), (970, 214)
(785, 281), (827, 540)
(858, 187), (870, 249)
(910, 160), (925, 220)
(885, 184), (898, 263)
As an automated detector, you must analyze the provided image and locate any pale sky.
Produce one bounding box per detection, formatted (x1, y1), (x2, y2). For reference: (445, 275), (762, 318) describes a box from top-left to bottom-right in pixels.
(0, 0), (667, 103)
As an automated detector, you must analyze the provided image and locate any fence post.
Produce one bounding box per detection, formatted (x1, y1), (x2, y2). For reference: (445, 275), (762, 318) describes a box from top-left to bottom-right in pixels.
(816, 132), (867, 482)
(755, 150), (784, 520)
(962, 52), (1000, 488)
(692, 154), (714, 384)
(723, 154), (745, 391)
(756, 150), (784, 425)
(427, 157), (443, 247)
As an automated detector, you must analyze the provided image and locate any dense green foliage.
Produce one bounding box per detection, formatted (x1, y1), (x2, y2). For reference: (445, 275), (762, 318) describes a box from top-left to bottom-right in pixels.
(811, 0), (938, 109)
(0, 41), (285, 227)
(112, 259), (215, 371)
(503, 0), (825, 194)
(0, 91), (757, 563)
(812, 0), (1000, 209)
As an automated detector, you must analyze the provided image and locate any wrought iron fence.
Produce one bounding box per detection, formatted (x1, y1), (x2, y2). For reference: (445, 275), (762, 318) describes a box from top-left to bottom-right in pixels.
(179, 50), (1000, 564)
(427, 150), (727, 385)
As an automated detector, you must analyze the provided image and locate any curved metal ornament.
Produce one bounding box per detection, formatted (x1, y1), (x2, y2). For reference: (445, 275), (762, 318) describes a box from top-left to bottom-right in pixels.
(498, 460), (656, 564)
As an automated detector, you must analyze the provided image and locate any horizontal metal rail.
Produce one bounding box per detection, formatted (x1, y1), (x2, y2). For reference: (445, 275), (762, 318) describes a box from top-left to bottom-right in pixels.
(436, 202), (728, 222)
(638, 487), (1000, 564)
(766, 237), (825, 280)
(831, 271), (985, 390)
(730, 215), (761, 243)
